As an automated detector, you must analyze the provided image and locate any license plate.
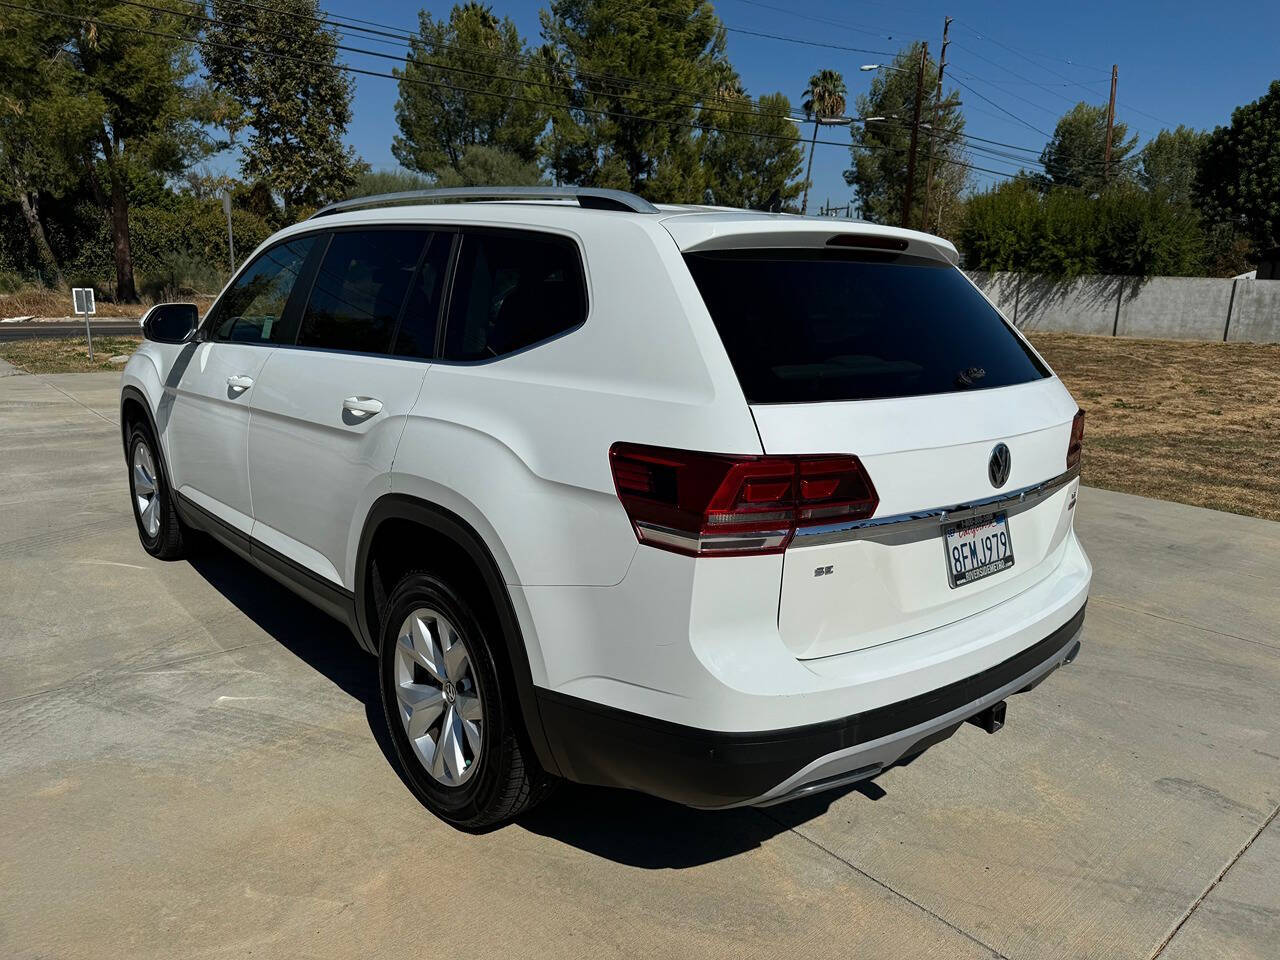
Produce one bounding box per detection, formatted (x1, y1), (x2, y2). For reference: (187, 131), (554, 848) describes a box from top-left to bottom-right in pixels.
(944, 511), (1014, 588)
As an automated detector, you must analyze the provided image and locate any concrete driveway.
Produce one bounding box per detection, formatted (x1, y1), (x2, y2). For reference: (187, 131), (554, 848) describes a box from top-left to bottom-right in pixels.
(2, 372), (1277, 960)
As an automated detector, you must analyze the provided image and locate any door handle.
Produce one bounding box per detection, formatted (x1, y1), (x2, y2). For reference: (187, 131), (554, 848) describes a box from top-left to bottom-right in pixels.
(342, 396), (384, 417)
(226, 375), (254, 391)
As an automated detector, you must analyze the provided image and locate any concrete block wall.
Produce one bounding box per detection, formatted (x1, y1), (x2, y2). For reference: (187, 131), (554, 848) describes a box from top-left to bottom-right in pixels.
(967, 272), (1280, 344)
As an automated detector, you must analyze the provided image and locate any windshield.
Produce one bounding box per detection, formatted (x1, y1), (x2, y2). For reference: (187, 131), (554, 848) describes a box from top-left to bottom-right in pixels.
(684, 249), (1049, 403)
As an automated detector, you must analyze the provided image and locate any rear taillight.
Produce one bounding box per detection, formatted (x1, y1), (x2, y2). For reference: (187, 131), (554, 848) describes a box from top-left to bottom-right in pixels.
(1066, 408), (1085, 471)
(609, 443), (878, 557)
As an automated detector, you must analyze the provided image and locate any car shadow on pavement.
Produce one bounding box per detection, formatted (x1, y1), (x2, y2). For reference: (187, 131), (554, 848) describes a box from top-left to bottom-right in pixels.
(186, 541), (885, 869)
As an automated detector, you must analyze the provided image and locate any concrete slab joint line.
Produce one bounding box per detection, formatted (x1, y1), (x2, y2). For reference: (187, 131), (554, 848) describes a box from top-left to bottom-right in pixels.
(761, 811), (1010, 960)
(1148, 802), (1280, 959)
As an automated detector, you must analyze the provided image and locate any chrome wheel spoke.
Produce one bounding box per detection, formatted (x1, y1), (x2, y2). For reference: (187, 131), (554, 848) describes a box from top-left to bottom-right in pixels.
(443, 630), (470, 683)
(141, 491), (160, 536)
(455, 692), (482, 723)
(133, 462), (154, 496)
(412, 615), (448, 684)
(399, 684), (444, 740)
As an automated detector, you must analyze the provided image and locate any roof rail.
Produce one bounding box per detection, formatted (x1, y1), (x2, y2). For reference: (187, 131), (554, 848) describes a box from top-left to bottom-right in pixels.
(310, 186), (659, 219)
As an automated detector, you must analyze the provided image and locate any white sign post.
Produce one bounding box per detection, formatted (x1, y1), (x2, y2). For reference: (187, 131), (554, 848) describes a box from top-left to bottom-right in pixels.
(72, 287), (96, 361)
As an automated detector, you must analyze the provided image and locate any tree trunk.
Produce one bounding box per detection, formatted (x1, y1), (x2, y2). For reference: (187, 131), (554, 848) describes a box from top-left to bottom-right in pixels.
(98, 129), (137, 302)
(7, 159), (64, 288)
(109, 177), (137, 302)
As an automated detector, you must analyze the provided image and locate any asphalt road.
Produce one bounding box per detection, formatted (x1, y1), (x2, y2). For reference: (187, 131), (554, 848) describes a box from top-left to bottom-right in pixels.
(0, 319), (140, 342)
(1, 371), (1277, 960)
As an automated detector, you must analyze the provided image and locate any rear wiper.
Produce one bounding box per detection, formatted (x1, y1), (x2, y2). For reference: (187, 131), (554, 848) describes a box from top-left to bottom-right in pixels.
(954, 366), (987, 388)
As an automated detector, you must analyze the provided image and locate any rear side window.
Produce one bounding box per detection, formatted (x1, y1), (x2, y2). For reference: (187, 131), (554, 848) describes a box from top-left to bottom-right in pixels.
(296, 230), (429, 354)
(442, 231), (586, 362)
(209, 235), (317, 344)
(684, 250), (1049, 403)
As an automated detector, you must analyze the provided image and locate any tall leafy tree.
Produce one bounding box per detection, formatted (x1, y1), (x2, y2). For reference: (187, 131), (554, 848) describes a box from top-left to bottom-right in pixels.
(392, 3), (545, 181)
(71, 1), (212, 301)
(0, 3), (97, 286)
(845, 43), (969, 232)
(701, 85), (803, 210)
(539, 0), (725, 202)
(203, 0), (364, 215)
(1196, 80), (1280, 258)
(1038, 101), (1137, 193)
(1139, 126), (1208, 206)
(800, 69), (845, 214)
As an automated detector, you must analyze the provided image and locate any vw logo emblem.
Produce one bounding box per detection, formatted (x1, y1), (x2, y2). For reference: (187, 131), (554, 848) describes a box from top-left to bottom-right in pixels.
(988, 443), (1012, 488)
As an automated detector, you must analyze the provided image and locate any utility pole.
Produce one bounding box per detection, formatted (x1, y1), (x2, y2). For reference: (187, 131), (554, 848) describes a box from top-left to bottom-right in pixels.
(921, 17), (951, 232)
(901, 41), (928, 229)
(1103, 63), (1118, 181)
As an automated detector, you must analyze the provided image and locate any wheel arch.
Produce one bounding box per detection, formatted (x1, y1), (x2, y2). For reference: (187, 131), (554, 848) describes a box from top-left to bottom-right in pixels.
(355, 493), (560, 776)
(119, 384), (158, 459)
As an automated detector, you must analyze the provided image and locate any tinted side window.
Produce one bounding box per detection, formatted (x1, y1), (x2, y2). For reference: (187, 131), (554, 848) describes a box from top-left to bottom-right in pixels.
(210, 235), (317, 344)
(442, 231), (586, 362)
(393, 232), (453, 360)
(296, 230), (429, 354)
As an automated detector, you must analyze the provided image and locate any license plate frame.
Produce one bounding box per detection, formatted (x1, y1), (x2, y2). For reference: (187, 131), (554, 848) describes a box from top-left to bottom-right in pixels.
(943, 511), (1015, 588)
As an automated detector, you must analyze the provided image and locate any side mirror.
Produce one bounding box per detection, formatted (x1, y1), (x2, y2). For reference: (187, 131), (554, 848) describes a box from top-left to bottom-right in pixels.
(141, 303), (199, 344)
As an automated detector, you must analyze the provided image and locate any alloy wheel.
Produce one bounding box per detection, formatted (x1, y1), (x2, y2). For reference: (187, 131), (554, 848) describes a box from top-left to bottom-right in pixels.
(132, 442), (160, 539)
(393, 607), (484, 786)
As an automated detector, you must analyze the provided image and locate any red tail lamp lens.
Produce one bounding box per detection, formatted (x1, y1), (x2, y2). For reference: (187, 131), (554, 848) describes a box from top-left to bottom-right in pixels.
(609, 443), (879, 557)
(1067, 408), (1085, 471)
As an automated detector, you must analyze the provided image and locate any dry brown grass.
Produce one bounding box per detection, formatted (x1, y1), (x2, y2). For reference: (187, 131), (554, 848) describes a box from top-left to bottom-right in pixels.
(0, 336), (144, 374)
(0, 289), (215, 319)
(1028, 332), (1280, 521)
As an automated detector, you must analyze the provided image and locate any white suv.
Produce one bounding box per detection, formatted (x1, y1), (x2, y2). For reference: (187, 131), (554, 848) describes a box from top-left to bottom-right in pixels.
(121, 186), (1090, 828)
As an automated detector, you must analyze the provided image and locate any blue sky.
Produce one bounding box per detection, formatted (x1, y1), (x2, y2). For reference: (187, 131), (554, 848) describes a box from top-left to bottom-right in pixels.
(293, 0), (1279, 207)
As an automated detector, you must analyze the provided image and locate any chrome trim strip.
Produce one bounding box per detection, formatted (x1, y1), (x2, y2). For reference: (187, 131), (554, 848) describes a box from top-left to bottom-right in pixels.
(793, 467), (1080, 547)
(635, 521), (790, 554)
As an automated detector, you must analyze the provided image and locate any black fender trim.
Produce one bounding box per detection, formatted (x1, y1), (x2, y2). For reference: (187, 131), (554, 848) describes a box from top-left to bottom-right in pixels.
(354, 494), (560, 777)
(536, 603), (1086, 808)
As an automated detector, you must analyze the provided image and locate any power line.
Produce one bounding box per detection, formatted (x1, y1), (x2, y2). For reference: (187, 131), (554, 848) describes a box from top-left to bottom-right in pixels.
(948, 75), (1053, 138)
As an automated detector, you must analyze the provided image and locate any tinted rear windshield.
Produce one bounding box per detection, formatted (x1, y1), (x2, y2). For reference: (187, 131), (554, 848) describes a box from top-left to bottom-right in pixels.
(684, 249), (1049, 403)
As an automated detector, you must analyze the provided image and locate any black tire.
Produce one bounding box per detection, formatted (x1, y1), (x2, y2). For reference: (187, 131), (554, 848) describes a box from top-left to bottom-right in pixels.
(379, 570), (553, 829)
(126, 422), (187, 560)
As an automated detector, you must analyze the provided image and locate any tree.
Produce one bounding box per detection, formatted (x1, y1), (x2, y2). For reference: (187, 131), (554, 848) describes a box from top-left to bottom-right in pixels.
(539, 0), (726, 202)
(1038, 101), (1137, 193)
(392, 3), (546, 182)
(845, 43), (969, 233)
(203, 0), (364, 215)
(1196, 80), (1280, 258)
(71, 2), (212, 301)
(0, 3), (99, 287)
(959, 178), (1205, 279)
(799, 69), (845, 215)
(1139, 126), (1208, 207)
(701, 87), (803, 210)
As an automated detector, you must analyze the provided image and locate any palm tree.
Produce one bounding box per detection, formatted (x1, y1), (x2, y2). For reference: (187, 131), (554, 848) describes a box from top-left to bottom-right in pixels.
(800, 69), (847, 214)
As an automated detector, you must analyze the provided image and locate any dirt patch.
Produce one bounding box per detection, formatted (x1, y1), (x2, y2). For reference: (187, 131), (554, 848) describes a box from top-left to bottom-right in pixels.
(1029, 332), (1280, 522)
(0, 337), (144, 374)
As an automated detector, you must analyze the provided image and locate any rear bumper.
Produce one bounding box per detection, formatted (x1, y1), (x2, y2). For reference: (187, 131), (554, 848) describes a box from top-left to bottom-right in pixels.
(536, 603), (1085, 808)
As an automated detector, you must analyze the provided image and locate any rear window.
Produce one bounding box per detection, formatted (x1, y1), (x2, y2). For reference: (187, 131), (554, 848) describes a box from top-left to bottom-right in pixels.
(684, 250), (1048, 403)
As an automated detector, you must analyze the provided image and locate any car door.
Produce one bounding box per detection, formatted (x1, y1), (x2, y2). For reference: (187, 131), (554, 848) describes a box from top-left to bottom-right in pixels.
(163, 233), (320, 536)
(246, 227), (453, 588)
